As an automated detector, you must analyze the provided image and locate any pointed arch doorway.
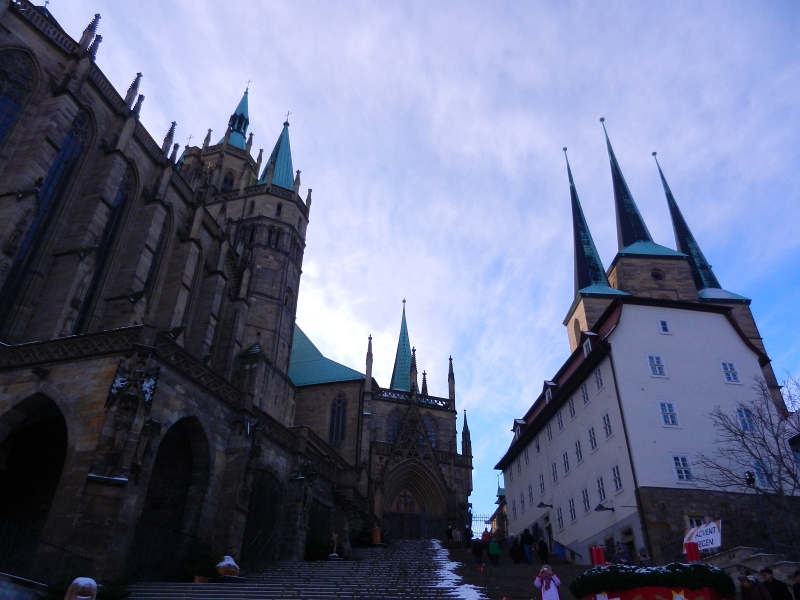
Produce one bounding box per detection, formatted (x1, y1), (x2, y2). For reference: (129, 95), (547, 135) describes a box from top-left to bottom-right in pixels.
(382, 461), (449, 540)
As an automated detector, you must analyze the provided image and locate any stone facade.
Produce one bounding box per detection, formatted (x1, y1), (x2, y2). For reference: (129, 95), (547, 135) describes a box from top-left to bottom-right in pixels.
(0, 2), (472, 583)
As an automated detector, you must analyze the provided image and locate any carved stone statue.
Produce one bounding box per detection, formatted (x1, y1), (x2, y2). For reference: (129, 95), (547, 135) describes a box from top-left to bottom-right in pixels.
(64, 577), (97, 600)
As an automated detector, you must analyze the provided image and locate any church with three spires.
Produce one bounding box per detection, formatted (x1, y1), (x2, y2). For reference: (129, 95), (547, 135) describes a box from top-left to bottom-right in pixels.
(496, 120), (790, 565)
(0, 2), (471, 582)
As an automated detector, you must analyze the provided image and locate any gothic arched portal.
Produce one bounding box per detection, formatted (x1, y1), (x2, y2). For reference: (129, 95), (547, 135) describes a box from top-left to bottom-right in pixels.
(239, 469), (284, 572)
(0, 394), (67, 535)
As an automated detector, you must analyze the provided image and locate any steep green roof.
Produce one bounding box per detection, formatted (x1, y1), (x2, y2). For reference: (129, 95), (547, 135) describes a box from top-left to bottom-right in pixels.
(288, 325), (364, 387)
(390, 302), (412, 391)
(258, 121), (294, 190)
(616, 240), (686, 258)
(218, 89), (249, 150)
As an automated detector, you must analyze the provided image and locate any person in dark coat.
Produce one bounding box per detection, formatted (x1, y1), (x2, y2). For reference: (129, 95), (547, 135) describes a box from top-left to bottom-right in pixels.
(520, 528), (534, 564)
(537, 537), (549, 566)
(761, 569), (791, 600)
(510, 536), (523, 564)
(446, 526), (453, 546)
(739, 575), (773, 600)
(471, 538), (485, 571)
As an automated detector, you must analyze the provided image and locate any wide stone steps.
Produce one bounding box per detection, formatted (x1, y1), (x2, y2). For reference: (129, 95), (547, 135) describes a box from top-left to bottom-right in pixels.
(129, 540), (475, 600)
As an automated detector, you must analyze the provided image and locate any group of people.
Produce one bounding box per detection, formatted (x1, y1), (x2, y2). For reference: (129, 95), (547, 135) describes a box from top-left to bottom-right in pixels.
(508, 528), (549, 565)
(739, 568), (800, 600)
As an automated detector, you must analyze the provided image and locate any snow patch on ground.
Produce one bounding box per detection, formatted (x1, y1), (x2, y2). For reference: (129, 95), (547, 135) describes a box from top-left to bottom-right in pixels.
(431, 539), (488, 600)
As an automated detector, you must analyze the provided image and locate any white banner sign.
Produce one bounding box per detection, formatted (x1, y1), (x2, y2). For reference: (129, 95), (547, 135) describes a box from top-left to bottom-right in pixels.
(683, 520), (722, 550)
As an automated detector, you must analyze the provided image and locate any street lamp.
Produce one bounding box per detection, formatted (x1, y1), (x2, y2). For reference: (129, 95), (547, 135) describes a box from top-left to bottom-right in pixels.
(594, 504), (615, 512)
(537, 502), (553, 509)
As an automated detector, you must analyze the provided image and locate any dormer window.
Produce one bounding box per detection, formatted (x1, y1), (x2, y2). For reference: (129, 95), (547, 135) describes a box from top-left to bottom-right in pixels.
(582, 338), (592, 357)
(545, 388), (553, 403)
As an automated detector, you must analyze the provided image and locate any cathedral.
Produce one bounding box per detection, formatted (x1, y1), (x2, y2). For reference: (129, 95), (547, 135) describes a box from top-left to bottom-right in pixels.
(0, 1), (471, 582)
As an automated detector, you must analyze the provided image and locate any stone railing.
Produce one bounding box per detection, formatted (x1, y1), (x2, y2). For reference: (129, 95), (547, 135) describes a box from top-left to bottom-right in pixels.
(88, 65), (126, 114)
(372, 441), (469, 466)
(14, 1), (78, 54)
(372, 388), (451, 410)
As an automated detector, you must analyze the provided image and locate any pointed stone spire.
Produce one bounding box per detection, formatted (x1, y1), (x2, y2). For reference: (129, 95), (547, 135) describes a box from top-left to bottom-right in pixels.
(255, 148), (263, 173)
(169, 142), (180, 163)
(653, 153), (721, 291)
(125, 73), (142, 111)
(293, 169), (301, 194)
(246, 132), (254, 154)
(421, 371), (428, 396)
(448, 355), (456, 406)
(202, 128), (212, 150)
(389, 300), (412, 391)
(87, 34), (102, 60)
(79, 13), (100, 51)
(365, 335), (373, 394)
(132, 94), (144, 118)
(410, 347), (419, 394)
(565, 148), (613, 295)
(162, 121), (176, 156)
(217, 89), (249, 150)
(461, 410), (472, 456)
(601, 118), (653, 250)
(258, 120), (294, 190)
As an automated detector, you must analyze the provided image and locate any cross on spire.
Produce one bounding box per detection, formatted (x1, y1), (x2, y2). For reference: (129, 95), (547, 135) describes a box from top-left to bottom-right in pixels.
(245, 79), (252, 91)
(285, 111), (292, 123)
(186, 134), (193, 146)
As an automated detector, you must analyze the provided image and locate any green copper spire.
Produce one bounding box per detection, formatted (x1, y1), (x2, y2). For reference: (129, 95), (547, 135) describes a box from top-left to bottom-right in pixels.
(601, 118), (653, 249)
(218, 88), (249, 150)
(653, 153), (721, 290)
(565, 148), (613, 295)
(390, 300), (412, 392)
(258, 119), (294, 190)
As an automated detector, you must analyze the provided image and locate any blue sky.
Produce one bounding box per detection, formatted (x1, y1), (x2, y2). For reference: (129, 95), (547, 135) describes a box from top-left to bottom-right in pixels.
(57, 1), (800, 516)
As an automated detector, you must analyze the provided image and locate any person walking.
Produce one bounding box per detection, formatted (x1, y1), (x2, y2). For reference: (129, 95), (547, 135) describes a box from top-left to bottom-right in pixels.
(761, 569), (792, 600)
(452, 526), (461, 549)
(739, 575), (773, 600)
(488, 538), (501, 566)
(472, 538), (485, 572)
(537, 537), (549, 566)
(534, 565), (562, 600)
(521, 528), (534, 564)
(446, 526), (453, 547)
(481, 528), (491, 544)
(510, 536), (523, 564)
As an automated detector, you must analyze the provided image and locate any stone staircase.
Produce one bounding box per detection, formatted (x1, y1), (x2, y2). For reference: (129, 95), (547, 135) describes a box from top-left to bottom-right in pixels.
(448, 545), (592, 600)
(703, 546), (799, 587)
(129, 540), (481, 600)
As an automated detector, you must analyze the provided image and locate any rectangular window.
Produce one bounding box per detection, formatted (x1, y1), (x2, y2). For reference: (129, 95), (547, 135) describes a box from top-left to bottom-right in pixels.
(562, 451), (570, 475)
(581, 487), (591, 512)
(520, 491), (526, 512)
(568, 398), (576, 420)
(524, 448), (530, 465)
(551, 461), (558, 484)
(557, 411), (564, 431)
(612, 464), (623, 492)
(737, 408), (755, 431)
(596, 476), (606, 501)
(583, 338), (592, 357)
(575, 439), (583, 464)
(721, 361), (741, 384)
(569, 498), (577, 522)
(754, 461), (771, 488)
(594, 369), (604, 391)
(648, 354), (667, 377)
(534, 436), (541, 454)
(556, 507), (564, 530)
(581, 383), (590, 405)
(658, 319), (671, 334)
(517, 457), (522, 474)
(588, 426), (597, 451)
(528, 484), (534, 504)
(660, 402), (679, 426)
(539, 473), (546, 495)
(546, 423), (553, 442)
(602, 413), (613, 438)
(512, 499), (517, 518)
(688, 516), (703, 528)
(673, 455), (693, 481)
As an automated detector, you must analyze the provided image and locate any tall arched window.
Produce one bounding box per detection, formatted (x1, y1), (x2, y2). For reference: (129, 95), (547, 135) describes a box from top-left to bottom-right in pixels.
(267, 228), (274, 247)
(273, 229), (282, 249)
(387, 410), (403, 444)
(0, 110), (89, 327)
(329, 393), (346, 443)
(275, 203), (282, 217)
(221, 171), (235, 191)
(422, 413), (437, 449)
(0, 50), (36, 148)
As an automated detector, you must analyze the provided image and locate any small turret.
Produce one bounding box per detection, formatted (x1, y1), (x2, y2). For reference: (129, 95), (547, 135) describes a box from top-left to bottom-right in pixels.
(124, 73), (142, 112)
(421, 371), (428, 396)
(410, 347), (419, 394)
(448, 355), (456, 407)
(365, 335), (373, 393)
(132, 94), (144, 118)
(462, 410), (472, 456)
(246, 132), (254, 154)
(86, 34), (102, 61)
(202, 128), (212, 150)
(162, 121), (176, 156)
(169, 143), (180, 163)
(293, 170), (301, 194)
(79, 14), (100, 52)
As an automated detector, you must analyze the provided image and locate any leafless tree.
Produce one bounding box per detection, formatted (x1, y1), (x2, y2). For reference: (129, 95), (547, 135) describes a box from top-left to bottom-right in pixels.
(695, 376), (800, 496)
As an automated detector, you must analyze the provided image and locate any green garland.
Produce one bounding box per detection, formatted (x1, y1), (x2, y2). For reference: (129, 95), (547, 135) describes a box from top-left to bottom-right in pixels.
(568, 563), (736, 598)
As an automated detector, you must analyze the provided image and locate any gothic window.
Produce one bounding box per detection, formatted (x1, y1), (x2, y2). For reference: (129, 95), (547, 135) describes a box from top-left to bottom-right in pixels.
(387, 410), (403, 443)
(273, 229), (282, 249)
(329, 393), (346, 443)
(221, 171), (235, 191)
(248, 227), (256, 245)
(284, 287), (294, 311)
(0, 50), (36, 149)
(421, 413), (437, 449)
(275, 203), (282, 217)
(0, 110), (89, 325)
(267, 227), (274, 247)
